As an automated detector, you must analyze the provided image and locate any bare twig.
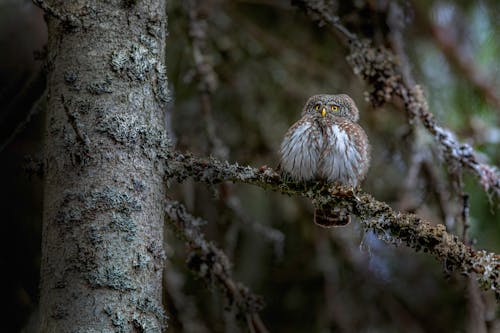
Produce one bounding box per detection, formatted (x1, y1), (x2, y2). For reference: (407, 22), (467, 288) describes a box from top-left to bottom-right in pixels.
(167, 152), (500, 297)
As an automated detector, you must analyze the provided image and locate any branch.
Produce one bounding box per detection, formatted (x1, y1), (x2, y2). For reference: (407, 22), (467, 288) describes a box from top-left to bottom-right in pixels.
(293, 0), (500, 198)
(165, 198), (269, 332)
(167, 152), (500, 298)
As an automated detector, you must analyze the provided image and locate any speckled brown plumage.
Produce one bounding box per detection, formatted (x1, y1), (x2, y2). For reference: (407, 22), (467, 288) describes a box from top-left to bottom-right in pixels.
(279, 94), (370, 226)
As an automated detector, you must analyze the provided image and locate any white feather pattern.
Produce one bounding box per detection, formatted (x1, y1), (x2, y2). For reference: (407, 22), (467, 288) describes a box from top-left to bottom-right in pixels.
(279, 120), (322, 181)
(280, 119), (368, 186)
(318, 124), (363, 186)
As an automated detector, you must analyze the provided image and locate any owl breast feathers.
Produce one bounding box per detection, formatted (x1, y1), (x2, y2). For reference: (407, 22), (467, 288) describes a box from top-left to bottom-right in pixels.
(279, 94), (370, 187)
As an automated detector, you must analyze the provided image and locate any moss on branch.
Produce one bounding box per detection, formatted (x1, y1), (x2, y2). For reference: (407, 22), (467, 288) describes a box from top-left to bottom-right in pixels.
(168, 152), (500, 298)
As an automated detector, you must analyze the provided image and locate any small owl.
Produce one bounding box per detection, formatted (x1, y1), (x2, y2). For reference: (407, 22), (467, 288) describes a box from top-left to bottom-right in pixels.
(279, 94), (370, 227)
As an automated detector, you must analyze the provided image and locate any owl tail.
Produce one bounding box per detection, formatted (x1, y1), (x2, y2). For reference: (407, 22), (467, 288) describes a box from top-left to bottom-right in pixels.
(314, 207), (350, 227)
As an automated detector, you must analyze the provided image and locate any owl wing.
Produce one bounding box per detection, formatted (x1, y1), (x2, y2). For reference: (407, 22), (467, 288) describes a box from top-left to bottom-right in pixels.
(279, 116), (322, 181)
(352, 122), (370, 180)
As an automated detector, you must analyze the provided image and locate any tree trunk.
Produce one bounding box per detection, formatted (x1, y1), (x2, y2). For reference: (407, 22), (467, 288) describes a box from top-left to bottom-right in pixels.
(39, 1), (168, 331)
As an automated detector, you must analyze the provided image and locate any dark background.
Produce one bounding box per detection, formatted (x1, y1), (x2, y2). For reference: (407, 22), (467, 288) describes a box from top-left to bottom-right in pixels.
(2, 0), (499, 332)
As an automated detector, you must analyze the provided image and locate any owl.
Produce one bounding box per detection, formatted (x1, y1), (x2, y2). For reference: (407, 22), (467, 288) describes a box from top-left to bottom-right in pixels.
(279, 94), (370, 227)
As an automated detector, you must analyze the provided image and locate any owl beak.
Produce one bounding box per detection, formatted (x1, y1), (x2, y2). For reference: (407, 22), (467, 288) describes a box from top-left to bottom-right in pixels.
(321, 107), (326, 117)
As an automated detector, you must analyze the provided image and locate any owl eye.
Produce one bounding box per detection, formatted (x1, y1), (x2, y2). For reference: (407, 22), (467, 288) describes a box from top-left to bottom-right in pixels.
(315, 104), (321, 111)
(331, 105), (339, 111)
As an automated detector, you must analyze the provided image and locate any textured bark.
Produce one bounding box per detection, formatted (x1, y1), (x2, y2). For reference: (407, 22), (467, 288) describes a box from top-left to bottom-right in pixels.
(39, 1), (168, 332)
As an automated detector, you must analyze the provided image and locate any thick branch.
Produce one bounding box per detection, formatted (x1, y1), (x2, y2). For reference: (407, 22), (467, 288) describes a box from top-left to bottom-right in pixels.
(168, 152), (500, 298)
(293, 0), (500, 197)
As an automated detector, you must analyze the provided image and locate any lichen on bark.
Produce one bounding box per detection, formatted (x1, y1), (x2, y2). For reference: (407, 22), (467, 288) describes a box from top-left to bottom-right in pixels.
(37, 0), (169, 331)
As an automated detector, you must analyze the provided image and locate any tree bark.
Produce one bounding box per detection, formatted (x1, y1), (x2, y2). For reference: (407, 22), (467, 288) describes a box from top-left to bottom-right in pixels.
(39, 1), (168, 331)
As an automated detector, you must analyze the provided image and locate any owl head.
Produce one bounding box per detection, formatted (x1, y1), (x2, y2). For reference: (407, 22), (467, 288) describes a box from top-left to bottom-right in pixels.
(302, 94), (360, 122)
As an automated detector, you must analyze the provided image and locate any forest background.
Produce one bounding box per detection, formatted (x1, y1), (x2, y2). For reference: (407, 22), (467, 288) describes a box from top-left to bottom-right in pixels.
(1, 0), (499, 332)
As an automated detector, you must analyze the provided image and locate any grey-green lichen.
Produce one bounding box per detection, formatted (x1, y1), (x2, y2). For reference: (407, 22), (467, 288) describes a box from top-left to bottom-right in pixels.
(109, 36), (170, 105)
(153, 63), (170, 104)
(109, 212), (136, 241)
(110, 49), (129, 72)
(140, 34), (159, 53)
(472, 250), (500, 292)
(167, 152), (500, 297)
(87, 266), (136, 291)
(104, 306), (127, 333)
(131, 177), (146, 192)
(146, 19), (163, 40)
(110, 43), (156, 82)
(56, 186), (141, 220)
(96, 111), (172, 160)
(87, 226), (104, 245)
(55, 187), (141, 244)
(132, 297), (168, 332)
(104, 298), (167, 333)
(132, 252), (151, 270)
